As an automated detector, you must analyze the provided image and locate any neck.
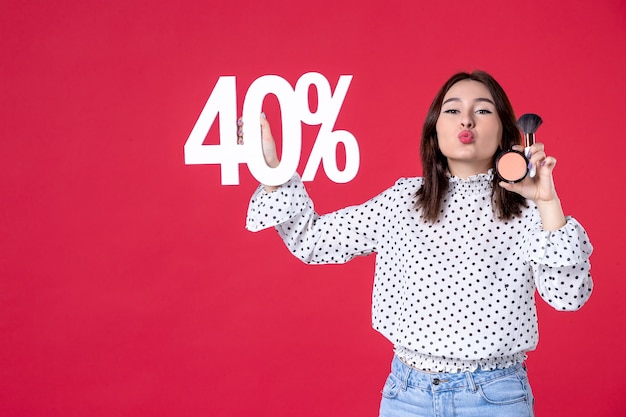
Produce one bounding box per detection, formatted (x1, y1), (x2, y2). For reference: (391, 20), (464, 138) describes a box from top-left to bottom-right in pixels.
(447, 160), (492, 179)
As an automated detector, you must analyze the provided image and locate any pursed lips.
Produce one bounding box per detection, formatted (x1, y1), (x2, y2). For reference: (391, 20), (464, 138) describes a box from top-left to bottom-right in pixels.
(458, 130), (474, 144)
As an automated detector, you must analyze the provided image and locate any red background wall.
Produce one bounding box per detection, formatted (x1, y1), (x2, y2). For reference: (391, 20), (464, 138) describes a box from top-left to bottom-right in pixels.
(2, 0), (625, 416)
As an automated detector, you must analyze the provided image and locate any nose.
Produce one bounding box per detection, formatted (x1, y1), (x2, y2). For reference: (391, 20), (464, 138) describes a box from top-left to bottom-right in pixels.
(460, 113), (474, 128)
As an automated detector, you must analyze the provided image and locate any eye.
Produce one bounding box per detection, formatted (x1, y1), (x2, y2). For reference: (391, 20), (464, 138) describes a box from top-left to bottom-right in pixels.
(443, 109), (459, 114)
(476, 109), (493, 114)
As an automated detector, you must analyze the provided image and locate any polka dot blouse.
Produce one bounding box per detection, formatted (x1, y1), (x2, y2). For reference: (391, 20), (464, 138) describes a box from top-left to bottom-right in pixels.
(246, 170), (594, 372)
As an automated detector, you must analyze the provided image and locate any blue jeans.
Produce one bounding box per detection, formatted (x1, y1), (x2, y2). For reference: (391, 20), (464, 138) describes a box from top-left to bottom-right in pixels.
(379, 356), (534, 417)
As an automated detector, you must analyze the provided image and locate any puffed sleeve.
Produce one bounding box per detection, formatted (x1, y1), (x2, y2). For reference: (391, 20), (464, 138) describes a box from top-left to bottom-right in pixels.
(524, 216), (594, 311)
(246, 174), (396, 264)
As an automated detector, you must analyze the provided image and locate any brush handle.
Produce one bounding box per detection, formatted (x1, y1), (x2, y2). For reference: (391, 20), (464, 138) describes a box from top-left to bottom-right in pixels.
(524, 147), (536, 178)
(524, 133), (536, 177)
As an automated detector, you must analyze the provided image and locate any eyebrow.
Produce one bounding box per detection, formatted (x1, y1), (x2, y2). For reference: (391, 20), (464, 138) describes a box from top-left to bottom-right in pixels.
(443, 97), (496, 105)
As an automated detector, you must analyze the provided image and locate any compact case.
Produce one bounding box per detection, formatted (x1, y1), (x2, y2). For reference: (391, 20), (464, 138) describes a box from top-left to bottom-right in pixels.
(495, 148), (529, 183)
(495, 113), (543, 183)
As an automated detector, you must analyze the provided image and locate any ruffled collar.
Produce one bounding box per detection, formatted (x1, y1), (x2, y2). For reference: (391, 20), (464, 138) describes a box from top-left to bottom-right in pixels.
(446, 169), (494, 196)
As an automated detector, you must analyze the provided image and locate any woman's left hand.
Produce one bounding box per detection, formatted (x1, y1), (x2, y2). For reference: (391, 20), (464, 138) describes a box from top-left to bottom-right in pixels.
(498, 142), (559, 203)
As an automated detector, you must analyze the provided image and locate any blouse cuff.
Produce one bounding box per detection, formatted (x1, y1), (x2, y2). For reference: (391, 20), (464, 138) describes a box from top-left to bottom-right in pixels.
(245, 174), (311, 232)
(524, 216), (593, 267)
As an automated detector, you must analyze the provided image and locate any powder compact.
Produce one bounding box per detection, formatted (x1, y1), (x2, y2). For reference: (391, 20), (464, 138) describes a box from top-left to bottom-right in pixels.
(495, 113), (543, 183)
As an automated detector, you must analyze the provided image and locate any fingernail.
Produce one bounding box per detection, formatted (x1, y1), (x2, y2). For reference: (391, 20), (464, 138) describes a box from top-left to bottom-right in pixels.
(261, 112), (266, 119)
(237, 129), (243, 136)
(237, 118), (243, 126)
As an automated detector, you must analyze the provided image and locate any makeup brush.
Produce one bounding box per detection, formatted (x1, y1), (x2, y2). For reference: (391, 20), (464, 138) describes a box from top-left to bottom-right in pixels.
(517, 113), (543, 178)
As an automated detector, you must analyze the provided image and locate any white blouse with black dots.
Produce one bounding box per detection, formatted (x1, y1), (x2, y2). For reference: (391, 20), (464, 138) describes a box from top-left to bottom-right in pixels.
(246, 170), (594, 372)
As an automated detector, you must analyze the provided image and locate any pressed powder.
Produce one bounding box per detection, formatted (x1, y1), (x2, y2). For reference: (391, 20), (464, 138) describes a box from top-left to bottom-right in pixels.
(496, 150), (528, 183)
(496, 113), (543, 183)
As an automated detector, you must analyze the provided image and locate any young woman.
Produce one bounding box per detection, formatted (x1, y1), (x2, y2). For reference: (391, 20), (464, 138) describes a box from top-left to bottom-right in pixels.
(245, 71), (593, 417)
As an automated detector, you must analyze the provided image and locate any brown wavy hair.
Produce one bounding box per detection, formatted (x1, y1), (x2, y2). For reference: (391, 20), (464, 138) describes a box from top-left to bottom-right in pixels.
(415, 71), (527, 222)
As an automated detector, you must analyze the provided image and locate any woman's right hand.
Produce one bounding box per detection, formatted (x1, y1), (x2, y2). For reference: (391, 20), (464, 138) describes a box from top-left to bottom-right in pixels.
(238, 113), (280, 192)
(259, 113), (280, 169)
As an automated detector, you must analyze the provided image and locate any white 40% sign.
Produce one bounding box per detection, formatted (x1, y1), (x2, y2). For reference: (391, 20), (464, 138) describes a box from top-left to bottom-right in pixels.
(184, 72), (360, 186)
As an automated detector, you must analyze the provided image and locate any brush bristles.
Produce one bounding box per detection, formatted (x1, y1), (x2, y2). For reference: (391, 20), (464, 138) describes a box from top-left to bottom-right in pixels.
(517, 113), (543, 134)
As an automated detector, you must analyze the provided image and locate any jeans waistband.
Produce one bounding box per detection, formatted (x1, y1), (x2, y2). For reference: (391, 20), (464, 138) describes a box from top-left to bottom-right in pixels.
(390, 355), (525, 392)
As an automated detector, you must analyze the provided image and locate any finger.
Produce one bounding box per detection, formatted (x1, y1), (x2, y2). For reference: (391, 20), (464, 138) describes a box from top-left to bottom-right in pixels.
(260, 112), (274, 141)
(540, 156), (557, 170)
(498, 180), (513, 191)
(524, 143), (544, 159)
(526, 143), (546, 178)
(498, 180), (523, 196)
(257, 113), (280, 168)
(237, 117), (244, 145)
(529, 150), (546, 165)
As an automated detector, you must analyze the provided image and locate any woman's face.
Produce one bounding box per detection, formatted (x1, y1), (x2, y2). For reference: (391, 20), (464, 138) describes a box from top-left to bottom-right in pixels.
(435, 79), (502, 178)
